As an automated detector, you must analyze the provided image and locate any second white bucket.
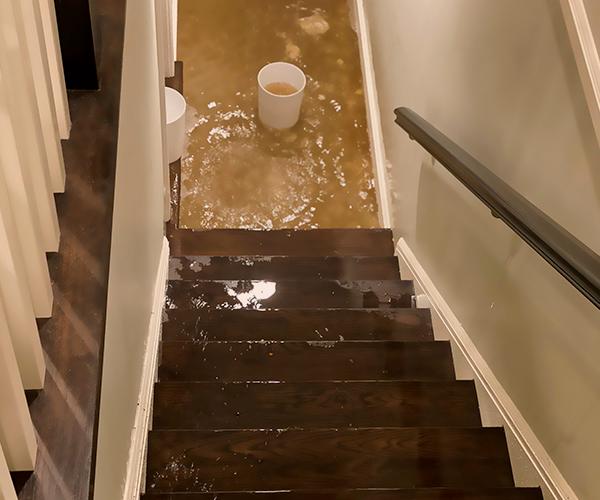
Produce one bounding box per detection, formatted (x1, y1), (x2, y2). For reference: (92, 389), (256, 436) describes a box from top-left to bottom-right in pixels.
(258, 62), (306, 129)
(165, 87), (187, 163)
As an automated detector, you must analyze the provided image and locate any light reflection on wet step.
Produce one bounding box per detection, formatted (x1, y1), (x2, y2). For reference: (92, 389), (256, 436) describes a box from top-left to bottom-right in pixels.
(165, 279), (414, 310)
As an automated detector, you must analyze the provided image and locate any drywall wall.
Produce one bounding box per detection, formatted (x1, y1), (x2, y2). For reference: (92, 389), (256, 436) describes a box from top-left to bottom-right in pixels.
(94, 0), (165, 497)
(583, 0), (600, 46)
(365, 0), (600, 497)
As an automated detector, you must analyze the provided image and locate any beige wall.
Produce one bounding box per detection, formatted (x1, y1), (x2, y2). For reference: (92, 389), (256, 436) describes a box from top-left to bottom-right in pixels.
(94, 0), (165, 497)
(583, 0), (600, 46)
(365, 0), (600, 497)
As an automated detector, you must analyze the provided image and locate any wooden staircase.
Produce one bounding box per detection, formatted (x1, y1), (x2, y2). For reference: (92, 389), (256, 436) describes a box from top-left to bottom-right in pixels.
(143, 229), (542, 499)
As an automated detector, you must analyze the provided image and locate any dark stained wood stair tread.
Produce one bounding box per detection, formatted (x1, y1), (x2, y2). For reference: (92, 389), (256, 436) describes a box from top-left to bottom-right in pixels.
(148, 227), (538, 496)
(169, 256), (400, 280)
(145, 427), (514, 492)
(158, 341), (455, 382)
(142, 488), (543, 499)
(162, 309), (434, 342)
(169, 229), (395, 257)
(166, 280), (414, 310)
(153, 380), (481, 430)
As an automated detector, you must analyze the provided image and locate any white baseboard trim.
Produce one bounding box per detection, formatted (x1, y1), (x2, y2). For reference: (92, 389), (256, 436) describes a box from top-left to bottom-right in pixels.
(123, 236), (170, 500)
(354, 0), (392, 228)
(395, 237), (578, 500)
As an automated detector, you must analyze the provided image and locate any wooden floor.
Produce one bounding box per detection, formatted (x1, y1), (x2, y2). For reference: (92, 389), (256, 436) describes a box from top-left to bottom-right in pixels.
(149, 62), (544, 500)
(13, 1), (126, 499)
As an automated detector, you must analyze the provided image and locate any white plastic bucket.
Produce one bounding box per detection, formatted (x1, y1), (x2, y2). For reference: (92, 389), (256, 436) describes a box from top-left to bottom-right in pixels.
(258, 62), (306, 129)
(165, 87), (186, 163)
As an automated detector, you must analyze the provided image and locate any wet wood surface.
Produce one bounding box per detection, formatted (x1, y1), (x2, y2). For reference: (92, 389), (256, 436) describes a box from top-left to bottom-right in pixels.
(165, 280), (414, 310)
(162, 309), (434, 342)
(170, 228), (395, 257)
(158, 341), (454, 382)
(153, 380), (481, 429)
(143, 489), (543, 499)
(146, 427), (514, 492)
(169, 256), (400, 280)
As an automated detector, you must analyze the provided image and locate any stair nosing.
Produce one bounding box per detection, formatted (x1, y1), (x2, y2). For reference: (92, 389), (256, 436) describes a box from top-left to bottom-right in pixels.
(148, 425), (505, 433)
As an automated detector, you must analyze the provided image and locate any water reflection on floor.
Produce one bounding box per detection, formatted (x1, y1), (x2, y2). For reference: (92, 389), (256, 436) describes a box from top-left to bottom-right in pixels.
(178, 0), (379, 230)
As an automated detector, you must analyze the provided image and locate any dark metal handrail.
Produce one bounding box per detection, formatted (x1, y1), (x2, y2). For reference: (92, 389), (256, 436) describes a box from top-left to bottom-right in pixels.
(394, 107), (600, 310)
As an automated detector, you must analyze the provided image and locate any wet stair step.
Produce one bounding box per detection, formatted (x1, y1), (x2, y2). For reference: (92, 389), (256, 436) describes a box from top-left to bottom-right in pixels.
(142, 488), (543, 499)
(170, 229), (394, 256)
(158, 341), (455, 382)
(153, 380), (482, 430)
(147, 226), (542, 498)
(145, 427), (515, 492)
(169, 256), (401, 281)
(162, 309), (434, 342)
(165, 280), (414, 310)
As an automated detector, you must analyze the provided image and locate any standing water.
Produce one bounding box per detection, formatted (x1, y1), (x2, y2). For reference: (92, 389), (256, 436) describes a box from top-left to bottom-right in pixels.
(178, 0), (379, 229)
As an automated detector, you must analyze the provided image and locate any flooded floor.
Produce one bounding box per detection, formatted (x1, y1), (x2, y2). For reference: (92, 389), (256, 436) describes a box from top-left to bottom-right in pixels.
(177, 0), (380, 229)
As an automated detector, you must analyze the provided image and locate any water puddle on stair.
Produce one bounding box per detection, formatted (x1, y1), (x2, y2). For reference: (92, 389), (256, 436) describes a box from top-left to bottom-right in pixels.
(178, 0), (380, 229)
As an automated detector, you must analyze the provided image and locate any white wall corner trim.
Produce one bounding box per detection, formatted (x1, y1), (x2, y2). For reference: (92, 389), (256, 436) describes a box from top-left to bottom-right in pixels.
(0, 443), (17, 500)
(171, 0), (178, 68)
(395, 237), (578, 500)
(122, 236), (169, 500)
(353, 0), (392, 228)
(560, 0), (600, 147)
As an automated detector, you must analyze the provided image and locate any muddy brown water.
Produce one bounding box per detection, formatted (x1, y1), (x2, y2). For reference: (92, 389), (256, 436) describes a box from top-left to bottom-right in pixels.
(178, 0), (380, 229)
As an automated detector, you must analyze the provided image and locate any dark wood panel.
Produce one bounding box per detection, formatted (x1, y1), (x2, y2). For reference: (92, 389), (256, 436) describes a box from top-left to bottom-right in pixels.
(142, 488), (543, 500)
(169, 256), (400, 281)
(162, 309), (434, 342)
(168, 229), (395, 257)
(145, 427), (514, 492)
(158, 341), (455, 382)
(165, 280), (414, 310)
(153, 381), (481, 430)
(165, 61), (183, 92)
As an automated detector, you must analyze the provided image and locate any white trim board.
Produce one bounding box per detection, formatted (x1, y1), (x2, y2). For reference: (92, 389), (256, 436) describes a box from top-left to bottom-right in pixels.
(353, 0), (392, 228)
(560, 0), (600, 147)
(0, 443), (17, 500)
(122, 236), (170, 500)
(395, 237), (578, 500)
(171, 0), (178, 65)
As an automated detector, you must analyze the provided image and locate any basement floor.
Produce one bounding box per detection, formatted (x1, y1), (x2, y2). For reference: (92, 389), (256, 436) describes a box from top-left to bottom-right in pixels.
(177, 0), (379, 229)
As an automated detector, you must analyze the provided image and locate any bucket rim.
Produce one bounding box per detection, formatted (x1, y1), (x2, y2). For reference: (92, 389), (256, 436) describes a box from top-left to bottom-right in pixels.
(257, 61), (307, 98)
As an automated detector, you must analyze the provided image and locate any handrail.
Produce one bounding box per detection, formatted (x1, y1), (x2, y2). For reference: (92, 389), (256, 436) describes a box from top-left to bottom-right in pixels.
(394, 107), (600, 310)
